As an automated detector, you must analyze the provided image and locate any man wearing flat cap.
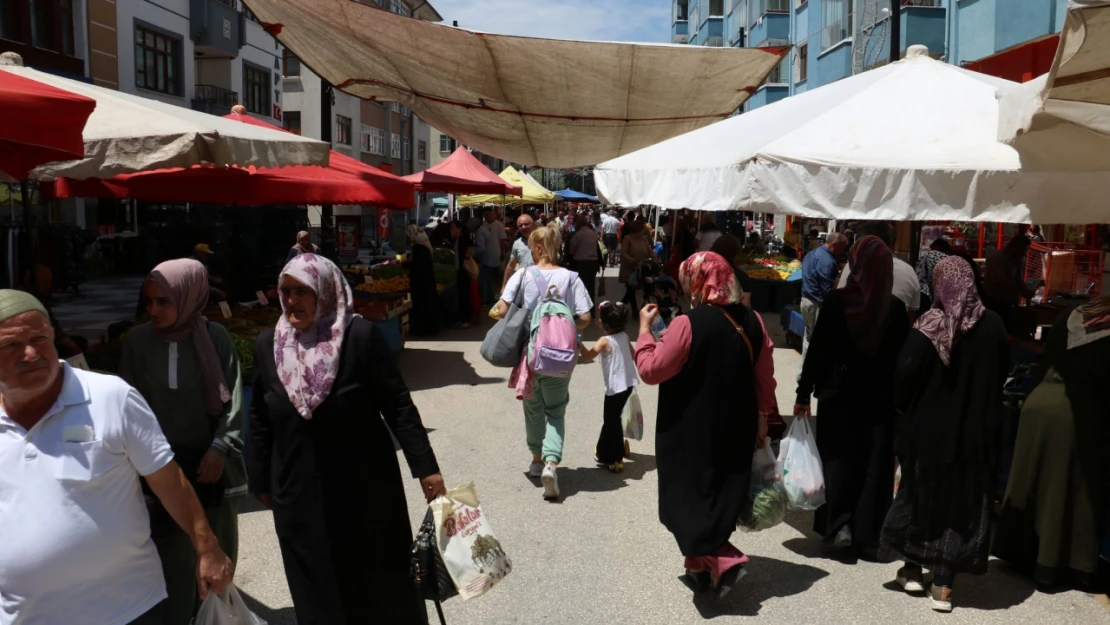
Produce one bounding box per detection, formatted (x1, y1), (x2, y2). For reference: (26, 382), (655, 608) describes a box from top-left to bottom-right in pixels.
(0, 290), (233, 624)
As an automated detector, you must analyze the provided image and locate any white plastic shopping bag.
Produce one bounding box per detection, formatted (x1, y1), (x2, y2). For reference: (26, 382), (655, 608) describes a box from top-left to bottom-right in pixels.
(192, 585), (267, 625)
(620, 388), (644, 441)
(776, 417), (826, 511)
(430, 482), (512, 601)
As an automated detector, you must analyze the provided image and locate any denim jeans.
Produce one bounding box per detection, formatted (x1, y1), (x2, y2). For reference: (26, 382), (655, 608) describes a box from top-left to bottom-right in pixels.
(522, 375), (571, 464)
(479, 264), (498, 305)
(797, 297), (821, 383)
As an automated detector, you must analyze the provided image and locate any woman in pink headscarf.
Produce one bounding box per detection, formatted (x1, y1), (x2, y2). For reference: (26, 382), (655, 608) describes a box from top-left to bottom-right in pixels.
(121, 258), (245, 625)
(248, 253), (446, 624)
(878, 256), (1008, 613)
(635, 252), (778, 598)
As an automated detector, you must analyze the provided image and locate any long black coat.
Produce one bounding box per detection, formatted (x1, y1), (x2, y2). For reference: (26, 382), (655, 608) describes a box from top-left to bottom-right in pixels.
(249, 318), (439, 625)
(656, 304), (764, 556)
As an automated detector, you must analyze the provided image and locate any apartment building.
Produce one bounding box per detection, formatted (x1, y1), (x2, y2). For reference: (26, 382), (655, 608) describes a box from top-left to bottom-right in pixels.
(672, 1), (1075, 113)
(78, 0), (284, 124)
(0, 0), (88, 78)
(282, 0), (441, 224)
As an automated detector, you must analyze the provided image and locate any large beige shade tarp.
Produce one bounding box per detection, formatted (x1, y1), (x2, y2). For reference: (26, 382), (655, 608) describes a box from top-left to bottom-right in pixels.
(998, 1), (1110, 166)
(240, 0), (786, 167)
(0, 53), (329, 180)
(994, 1), (1110, 223)
(458, 166), (555, 206)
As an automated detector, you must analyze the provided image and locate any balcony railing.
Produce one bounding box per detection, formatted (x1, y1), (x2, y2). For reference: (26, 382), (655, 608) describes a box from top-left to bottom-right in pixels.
(212, 0), (238, 8)
(820, 16), (853, 51)
(902, 0), (941, 6)
(704, 36), (725, 47)
(192, 84), (239, 117)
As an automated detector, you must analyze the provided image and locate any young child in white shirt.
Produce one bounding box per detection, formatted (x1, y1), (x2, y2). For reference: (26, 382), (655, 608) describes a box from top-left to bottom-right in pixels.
(578, 300), (639, 473)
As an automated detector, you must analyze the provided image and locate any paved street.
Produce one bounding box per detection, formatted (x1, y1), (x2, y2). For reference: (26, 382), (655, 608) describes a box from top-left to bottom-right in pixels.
(233, 279), (1109, 624)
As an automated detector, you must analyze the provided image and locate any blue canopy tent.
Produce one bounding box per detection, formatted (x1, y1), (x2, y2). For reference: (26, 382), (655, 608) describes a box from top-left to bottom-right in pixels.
(555, 188), (599, 203)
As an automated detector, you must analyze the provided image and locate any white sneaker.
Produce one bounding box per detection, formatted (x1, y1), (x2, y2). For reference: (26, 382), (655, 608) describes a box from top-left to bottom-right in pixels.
(541, 464), (560, 500)
(895, 567), (925, 594)
(929, 586), (953, 613)
(833, 525), (852, 548)
(528, 461), (544, 478)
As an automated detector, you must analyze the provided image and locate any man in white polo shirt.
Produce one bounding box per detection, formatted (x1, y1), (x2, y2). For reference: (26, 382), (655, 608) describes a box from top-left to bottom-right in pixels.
(0, 290), (232, 625)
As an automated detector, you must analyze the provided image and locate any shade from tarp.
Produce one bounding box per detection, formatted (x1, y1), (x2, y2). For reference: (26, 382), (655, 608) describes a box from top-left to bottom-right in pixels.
(596, 45), (1068, 223)
(240, 0), (786, 167)
(555, 189), (599, 203)
(0, 52), (328, 180)
(44, 110), (414, 208)
(457, 166), (554, 206)
(401, 147), (522, 195)
(999, 1), (1110, 151)
(0, 66), (95, 179)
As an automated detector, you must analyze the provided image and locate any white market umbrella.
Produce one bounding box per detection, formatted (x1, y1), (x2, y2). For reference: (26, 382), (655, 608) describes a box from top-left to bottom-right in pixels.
(996, 1), (1110, 223)
(0, 52), (329, 180)
(596, 45), (1043, 223)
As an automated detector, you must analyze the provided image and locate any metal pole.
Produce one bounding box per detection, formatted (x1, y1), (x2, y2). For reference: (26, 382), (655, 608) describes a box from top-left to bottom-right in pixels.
(319, 81), (336, 260)
(890, 0), (902, 64)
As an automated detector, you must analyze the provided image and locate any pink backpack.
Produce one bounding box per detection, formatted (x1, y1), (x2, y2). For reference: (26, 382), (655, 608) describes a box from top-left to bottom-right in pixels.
(527, 268), (579, 378)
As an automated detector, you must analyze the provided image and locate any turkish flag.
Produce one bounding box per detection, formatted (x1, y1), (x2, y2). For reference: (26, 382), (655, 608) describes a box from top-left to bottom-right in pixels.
(378, 209), (391, 240)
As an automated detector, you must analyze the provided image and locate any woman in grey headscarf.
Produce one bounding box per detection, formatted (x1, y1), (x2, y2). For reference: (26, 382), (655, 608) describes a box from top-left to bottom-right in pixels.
(286, 230), (319, 264)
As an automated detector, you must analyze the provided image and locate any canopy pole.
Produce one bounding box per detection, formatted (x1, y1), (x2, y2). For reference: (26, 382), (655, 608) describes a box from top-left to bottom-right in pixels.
(654, 206), (662, 245)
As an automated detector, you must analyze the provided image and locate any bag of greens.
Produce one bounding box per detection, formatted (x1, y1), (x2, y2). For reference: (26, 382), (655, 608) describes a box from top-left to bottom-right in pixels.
(739, 439), (788, 532)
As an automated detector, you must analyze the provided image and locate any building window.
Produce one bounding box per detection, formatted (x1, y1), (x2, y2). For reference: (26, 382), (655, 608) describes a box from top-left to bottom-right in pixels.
(709, 0), (723, 16)
(391, 134), (401, 159)
(675, 0), (688, 21)
(336, 115), (352, 145)
(417, 140), (427, 162)
(284, 111), (302, 135)
(30, 0), (50, 48)
(282, 48), (300, 78)
(439, 134), (452, 153)
(391, 0), (411, 17)
(0, 0), (19, 41)
(135, 25), (182, 96)
(798, 43), (808, 81)
(402, 137), (411, 161)
(821, 0), (852, 50)
(361, 125), (386, 155)
(243, 64), (270, 115)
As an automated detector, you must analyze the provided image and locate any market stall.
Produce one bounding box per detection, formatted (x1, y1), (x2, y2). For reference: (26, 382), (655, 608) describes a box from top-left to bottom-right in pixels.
(457, 166), (558, 207)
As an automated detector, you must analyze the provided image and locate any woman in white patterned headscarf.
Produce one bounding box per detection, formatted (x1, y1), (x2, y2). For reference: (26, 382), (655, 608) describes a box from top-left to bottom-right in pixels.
(249, 253), (447, 624)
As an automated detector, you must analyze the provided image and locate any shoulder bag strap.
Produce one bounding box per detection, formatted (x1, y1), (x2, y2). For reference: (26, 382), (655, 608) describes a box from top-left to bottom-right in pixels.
(530, 267), (549, 299)
(715, 306), (754, 365)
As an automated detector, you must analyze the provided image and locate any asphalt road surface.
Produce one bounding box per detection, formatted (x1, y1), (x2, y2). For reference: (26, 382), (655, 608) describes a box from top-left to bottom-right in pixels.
(233, 284), (1109, 624)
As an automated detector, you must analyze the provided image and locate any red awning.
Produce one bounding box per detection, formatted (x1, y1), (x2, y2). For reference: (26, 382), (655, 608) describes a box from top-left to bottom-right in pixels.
(962, 34), (1059, 83)
(401, 147), (523, 195)
(0, 69), (95, 179)
(44, 110), (415, 208)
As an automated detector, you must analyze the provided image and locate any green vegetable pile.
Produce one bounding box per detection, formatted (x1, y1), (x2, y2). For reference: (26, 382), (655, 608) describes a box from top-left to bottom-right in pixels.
(433, 248), (456, 265)
(433, 263), (456, 287)
(740, 480), (789, 532)
(230, 333), (255, 382)
(371, 264), (408, 280)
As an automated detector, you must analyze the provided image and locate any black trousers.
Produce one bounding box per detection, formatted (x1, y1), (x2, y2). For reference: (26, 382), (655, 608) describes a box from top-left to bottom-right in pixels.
(597, 388), (633, 464)
(571, 260), (599, 304)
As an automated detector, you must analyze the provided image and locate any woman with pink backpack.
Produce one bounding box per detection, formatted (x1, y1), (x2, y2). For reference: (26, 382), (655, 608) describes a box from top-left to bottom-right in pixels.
(495, 225), (593, 501)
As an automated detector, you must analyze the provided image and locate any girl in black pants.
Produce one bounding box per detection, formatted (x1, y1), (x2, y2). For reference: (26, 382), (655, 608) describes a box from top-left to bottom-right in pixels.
(578, 301), (640, 472)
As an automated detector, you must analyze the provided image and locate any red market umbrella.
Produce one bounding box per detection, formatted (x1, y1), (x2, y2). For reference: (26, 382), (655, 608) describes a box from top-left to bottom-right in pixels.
(401, 146), (522, 195)
(44, 108), (415, 208)
(0, 69), (95, 179)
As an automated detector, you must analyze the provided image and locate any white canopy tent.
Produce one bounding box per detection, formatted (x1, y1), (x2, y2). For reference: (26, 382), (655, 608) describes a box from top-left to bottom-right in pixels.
(996, 1), (1110, 223)
(595, 45), (1099, 224)
(240, 0), (786, 168)
(0, 53), (329, 180)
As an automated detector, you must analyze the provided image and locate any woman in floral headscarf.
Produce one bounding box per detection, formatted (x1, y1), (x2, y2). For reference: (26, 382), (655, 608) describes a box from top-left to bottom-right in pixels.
(796, 236), (910, 554)
(249, 253), (446, 624)
(635, 252), (778, 598)
(878, 256), (1008, 613)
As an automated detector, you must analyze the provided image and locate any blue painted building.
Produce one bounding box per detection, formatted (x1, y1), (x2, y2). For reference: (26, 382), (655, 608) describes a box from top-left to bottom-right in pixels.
(669, 0), (1068, 111)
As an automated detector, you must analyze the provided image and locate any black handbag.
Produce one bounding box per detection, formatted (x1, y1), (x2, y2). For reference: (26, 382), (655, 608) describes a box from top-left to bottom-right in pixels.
(411, 508), (457, 624)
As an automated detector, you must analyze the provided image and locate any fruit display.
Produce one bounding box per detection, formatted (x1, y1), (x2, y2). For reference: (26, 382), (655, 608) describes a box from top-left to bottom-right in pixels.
(737, 254), (801, 281)
(356, 276), (410, 293)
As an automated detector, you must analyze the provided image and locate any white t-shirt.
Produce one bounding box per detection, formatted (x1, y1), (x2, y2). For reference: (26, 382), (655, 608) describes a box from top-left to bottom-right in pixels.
(601, 215), (621, 235)
(0, 364), (174, 625)
(501, 267), (593, 316)
(836, 257), (922, 311)
(599, 332), (638, 396)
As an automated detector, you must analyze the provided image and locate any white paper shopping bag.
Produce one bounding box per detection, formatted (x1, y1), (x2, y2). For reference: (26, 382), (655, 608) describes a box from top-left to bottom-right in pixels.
(429, 482), (512, 600)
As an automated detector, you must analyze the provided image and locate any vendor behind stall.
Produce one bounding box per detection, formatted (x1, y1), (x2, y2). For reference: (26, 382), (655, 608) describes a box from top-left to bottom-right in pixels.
(192, 243), (227, 302)
(405, 224), (441, 336)
(983, 236), (1034, 335)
